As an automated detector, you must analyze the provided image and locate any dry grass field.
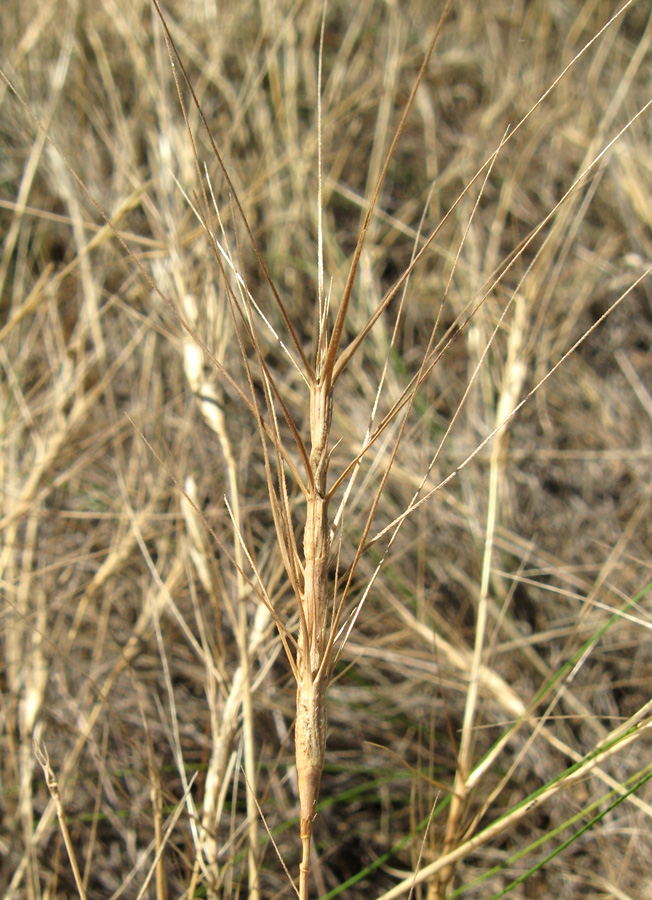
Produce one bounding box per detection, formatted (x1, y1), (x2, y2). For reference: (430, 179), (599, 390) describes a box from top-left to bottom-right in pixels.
(1, 1), (652, 898)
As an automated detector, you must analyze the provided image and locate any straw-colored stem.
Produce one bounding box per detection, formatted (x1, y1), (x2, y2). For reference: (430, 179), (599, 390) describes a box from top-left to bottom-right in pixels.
(295, 379), (332, 899)
(296, 674), (327, 899)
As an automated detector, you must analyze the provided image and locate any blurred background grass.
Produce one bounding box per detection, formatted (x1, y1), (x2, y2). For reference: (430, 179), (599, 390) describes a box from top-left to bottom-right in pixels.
(1, 1), (651, 898)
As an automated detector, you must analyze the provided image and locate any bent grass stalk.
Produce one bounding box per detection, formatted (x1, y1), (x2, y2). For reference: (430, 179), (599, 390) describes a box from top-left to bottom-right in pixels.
(153, 2), (455, 894)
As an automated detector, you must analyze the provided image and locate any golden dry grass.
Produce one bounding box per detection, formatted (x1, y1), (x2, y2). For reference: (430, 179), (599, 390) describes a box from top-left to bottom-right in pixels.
(1, 1), (652, 899)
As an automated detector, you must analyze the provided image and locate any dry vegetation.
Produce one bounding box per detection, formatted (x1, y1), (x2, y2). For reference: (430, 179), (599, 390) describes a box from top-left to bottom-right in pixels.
(2, 0), (652, 898)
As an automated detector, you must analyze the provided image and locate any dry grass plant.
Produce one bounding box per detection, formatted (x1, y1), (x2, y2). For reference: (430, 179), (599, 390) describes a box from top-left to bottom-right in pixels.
(1, 0), (652, 898)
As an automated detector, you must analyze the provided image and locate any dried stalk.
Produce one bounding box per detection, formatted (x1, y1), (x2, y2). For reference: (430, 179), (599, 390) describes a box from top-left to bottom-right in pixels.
(292, 19), (454, 895)
(149, 3), (453, 895)
(295, 380), (333, 896)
